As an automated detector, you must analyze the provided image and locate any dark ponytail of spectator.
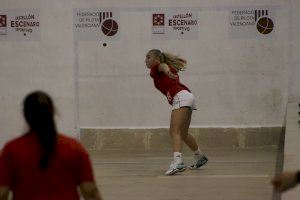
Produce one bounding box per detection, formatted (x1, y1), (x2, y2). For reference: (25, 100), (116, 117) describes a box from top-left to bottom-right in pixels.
(23, 91), (57, 170)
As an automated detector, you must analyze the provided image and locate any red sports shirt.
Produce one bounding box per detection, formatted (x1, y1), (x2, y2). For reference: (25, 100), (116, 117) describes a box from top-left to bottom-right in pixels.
(0, 132), (95, 200)
(150, 64), (190, 104)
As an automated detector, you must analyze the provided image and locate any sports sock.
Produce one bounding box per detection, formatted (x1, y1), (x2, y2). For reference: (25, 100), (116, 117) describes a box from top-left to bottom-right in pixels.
(193, 148), (204, 159)
(173, 152), (182, 164)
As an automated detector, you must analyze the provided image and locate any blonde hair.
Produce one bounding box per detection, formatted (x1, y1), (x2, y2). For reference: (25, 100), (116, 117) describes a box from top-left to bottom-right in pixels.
(148, 49), (187, 71)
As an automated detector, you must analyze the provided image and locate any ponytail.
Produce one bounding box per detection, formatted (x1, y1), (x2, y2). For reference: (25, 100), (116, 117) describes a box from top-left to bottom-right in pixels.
(23, 91), (57, 170)
(148, 49), (187, 71)
(162, 52), (187, 71)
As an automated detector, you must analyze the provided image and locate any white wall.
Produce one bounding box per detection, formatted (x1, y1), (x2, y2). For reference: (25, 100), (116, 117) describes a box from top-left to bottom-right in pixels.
(289, 0), (300, 101)
(0, 1), (76, 147)
(0, 0), (296, 147)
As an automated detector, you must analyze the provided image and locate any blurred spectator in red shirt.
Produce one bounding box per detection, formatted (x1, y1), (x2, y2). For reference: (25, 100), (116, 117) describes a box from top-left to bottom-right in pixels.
(0, 91), (102, 200)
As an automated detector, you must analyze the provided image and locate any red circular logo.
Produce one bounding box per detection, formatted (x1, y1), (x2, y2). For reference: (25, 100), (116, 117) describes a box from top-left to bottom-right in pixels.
(101, 19), (118, 36)
(257, 17), (274, 35)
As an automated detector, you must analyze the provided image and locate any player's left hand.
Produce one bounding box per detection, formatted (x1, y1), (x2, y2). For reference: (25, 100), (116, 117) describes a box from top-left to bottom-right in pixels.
(166, 71), (178, 80)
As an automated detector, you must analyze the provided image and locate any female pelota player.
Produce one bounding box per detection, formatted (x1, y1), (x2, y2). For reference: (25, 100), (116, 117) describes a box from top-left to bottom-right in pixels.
(145, 49), (208, 175)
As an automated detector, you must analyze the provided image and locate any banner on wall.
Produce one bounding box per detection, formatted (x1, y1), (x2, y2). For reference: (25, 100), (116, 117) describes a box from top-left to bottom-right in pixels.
(229, 7), (276, 39)
(0, 9), (40, 41)
(73, 8), (120, 41)
(151, 8), (199, 40)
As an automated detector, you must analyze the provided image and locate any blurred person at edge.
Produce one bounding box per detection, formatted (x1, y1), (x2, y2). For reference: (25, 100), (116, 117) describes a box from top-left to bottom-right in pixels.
(272, 170), (300, 193)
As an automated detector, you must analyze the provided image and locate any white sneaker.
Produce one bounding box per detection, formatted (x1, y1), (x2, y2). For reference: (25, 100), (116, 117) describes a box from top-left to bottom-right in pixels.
(189, 156), (208, 169)
(165, 162), (187, 176)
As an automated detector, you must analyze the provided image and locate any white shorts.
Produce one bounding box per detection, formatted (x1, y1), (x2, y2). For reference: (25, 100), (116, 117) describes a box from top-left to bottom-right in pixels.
(172, 90), (197, 110)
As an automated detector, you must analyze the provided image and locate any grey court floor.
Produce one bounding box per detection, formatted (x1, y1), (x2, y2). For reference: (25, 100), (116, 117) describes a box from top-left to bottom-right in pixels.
(89, 147), (283, 200)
